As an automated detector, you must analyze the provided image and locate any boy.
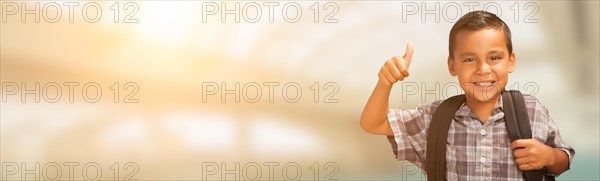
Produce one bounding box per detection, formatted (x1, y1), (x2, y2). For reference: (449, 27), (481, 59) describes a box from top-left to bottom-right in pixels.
(360, 11), (574, 180)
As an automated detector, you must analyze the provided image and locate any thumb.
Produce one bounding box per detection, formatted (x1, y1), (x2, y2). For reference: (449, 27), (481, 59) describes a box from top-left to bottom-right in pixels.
(403, 42), (414, 66)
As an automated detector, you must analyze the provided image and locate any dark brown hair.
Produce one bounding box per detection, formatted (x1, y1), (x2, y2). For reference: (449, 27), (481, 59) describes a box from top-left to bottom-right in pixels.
(449, 11), (512, 58)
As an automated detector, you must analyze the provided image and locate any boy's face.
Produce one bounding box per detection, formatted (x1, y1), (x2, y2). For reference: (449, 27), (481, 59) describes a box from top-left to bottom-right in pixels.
(448, 28), (515, 103)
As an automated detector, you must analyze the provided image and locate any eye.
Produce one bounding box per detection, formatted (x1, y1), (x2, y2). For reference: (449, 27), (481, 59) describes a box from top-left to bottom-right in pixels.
(491, 56), (501, 61)
(464, 58), (475, 62)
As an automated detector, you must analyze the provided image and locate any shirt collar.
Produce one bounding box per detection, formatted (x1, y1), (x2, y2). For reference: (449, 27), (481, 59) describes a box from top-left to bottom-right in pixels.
(455, 95), (504, 120)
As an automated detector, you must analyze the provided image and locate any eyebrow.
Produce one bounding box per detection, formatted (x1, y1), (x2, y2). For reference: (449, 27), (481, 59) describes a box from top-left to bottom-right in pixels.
(458, 52), (476, 57)
(488, 49), (505, 54)
(458, 49), (506, 57)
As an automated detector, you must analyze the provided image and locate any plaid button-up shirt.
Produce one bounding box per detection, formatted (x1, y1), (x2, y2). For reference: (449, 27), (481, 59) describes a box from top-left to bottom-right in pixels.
(387, 94), (575, 181)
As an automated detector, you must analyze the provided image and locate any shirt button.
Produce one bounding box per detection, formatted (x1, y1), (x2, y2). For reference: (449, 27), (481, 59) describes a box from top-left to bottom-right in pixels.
(480, 129), (486, 136)
(480, 156), (486, 163)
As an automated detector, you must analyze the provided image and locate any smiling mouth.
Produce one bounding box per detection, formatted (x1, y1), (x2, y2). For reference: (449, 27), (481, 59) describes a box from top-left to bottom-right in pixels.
(473, 81), (496, 87)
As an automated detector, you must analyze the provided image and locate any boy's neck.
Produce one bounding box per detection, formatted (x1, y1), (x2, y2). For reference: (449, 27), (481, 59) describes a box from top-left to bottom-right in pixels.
(465, 95), (500, 124)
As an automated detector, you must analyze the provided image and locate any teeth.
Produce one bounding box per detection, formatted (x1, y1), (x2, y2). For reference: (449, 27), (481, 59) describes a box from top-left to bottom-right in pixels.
(476, 82), (492, 86)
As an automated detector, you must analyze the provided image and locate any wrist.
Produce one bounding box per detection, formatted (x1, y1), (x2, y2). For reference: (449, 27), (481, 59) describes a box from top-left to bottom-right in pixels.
(377, 79), (393, 89)
(546, 148), (559, 168)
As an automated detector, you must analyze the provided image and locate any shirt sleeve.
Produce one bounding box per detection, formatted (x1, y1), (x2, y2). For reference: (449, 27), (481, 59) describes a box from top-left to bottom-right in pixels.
(526, 95), (575, 176)
(386, 101), (441, 167)
(544, 116), (575, 177)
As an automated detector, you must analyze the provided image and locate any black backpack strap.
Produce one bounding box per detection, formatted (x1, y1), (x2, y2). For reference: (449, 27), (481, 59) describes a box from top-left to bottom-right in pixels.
(426, 94), (465, 181)
(502, 90), (545, 181)
(502, 90), (524, 142)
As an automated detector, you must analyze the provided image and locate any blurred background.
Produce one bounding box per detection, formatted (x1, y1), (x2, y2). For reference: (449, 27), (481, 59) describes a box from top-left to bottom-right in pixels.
(1, 1), (598, 180)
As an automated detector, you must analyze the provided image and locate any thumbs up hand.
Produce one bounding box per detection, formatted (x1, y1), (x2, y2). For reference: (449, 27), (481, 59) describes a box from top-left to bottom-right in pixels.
(378, 42), (414, 86)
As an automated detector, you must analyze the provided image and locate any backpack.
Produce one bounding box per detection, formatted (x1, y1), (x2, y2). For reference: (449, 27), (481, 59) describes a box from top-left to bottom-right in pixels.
(425, 90), (547, 181)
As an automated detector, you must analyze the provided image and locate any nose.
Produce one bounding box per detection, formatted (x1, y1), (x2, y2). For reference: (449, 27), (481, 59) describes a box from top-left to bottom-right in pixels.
(476, 61), (491, 75)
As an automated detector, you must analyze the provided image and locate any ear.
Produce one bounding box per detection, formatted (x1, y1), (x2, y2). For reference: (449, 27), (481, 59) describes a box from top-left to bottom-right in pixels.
(508, 52), (516, 73)
(447, 56), (457, 76)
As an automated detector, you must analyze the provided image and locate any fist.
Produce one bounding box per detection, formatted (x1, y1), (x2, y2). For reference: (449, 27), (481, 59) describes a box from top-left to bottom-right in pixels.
(378, 42), (414, 86)
(511, 139), (555, 170)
